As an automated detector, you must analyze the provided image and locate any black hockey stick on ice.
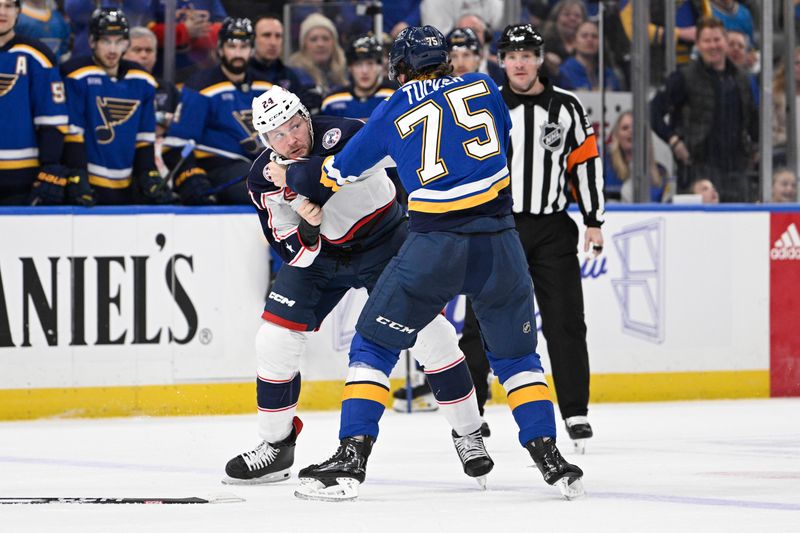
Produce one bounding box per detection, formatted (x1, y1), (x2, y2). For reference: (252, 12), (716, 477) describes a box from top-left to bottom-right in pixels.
(0, 493), (245, 505)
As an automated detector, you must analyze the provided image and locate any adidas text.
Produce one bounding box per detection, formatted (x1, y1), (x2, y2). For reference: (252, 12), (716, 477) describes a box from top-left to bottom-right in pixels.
(770, 223), (800, 261)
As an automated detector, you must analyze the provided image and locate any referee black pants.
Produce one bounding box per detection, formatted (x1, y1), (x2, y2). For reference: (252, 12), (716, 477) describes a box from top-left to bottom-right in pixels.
(459, 210), (590, 420)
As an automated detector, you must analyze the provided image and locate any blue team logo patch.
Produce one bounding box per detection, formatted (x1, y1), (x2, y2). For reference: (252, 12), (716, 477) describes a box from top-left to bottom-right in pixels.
(322, 128), (342, 150)
(539, 122), (565, 152)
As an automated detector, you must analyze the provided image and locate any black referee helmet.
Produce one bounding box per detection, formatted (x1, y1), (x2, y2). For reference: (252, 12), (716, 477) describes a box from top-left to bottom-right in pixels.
(497, 23), (544, 58)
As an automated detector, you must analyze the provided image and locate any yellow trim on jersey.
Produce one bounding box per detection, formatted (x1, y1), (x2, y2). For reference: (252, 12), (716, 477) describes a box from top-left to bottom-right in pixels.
(321, 91), (352, 108)
(57, 125), (71, 134)
(319, 155), (341, 192)
(9, 44), (53, 68)
(200, 81), (234, 96)
(64, 133), (84, 143)
(68, 65), (106, 79)
(408, 176), (510, 213)
(194, 150), (216, 159)
(126, 69), (158, 88)
(376, 88), (395, 98)
(342, 382), (391, 406)
(135, 142), (151, 149)
(21, 6), (52, 22)
(89, 175), (132, 189)
(506, 383), (552, 411)
(251, 81), (273, 91)
(0, 159), (39, 169)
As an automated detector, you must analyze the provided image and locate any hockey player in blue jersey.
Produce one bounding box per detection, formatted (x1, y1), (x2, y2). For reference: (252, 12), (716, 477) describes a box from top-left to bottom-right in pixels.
(296, 26), (584, 502)
(61, 8), (173, 205)
(320, 34), (395, 120)
(15, 0), (71, 63)
(0, 0), (87, 206)
(222, 85), (493, 488)
(162, 17), (274, 205)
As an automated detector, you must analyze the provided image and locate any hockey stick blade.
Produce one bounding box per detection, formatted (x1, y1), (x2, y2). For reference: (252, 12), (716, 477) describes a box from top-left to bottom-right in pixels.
(0, 493), (245, 505)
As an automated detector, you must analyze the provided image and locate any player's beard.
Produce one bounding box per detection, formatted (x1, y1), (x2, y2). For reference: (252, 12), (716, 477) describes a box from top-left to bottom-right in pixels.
(222, 56), (248, 75)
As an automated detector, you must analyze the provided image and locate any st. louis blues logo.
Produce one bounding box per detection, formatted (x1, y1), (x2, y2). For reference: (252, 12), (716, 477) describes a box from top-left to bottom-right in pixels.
(539, 122), (564, 152)
(233, 109), (261, 154)
(0, 74), (18, 98)
(95, 96), (140, 144)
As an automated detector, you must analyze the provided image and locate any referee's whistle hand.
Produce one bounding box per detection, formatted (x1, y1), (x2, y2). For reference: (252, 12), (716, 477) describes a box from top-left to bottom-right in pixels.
(584, 227), (604, 257)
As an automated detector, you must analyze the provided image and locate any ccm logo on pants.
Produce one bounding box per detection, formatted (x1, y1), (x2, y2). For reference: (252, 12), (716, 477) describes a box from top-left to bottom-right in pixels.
(269, 292), (296, 307)
(376, 316), (415, 334)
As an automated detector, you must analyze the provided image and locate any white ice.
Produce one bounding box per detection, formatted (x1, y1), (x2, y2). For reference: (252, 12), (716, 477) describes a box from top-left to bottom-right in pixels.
(1, 399), (799, 533)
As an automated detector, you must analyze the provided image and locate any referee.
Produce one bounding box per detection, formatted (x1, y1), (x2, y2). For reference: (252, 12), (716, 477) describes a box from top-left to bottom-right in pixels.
(459, 23), (605, 451)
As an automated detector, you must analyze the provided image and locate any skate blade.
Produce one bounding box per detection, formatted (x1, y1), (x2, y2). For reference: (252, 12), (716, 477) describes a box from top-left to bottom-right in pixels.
(572, 439), (587, 455)
(294, 477), (360, 502)
(555, 476), (584, 500)
(221, 468), (291, 485)
(475, 475), (487, 490)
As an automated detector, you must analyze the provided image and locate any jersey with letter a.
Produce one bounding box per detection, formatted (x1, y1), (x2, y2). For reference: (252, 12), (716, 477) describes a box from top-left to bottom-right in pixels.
(0, 36), (67, 185)
(164, 67), (273, 162)
(61, 56), (157, 189)
(323, 72), (513, 233)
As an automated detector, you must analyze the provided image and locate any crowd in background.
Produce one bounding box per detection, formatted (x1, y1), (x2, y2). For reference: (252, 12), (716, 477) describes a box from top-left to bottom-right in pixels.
(1, 0), (799, 207)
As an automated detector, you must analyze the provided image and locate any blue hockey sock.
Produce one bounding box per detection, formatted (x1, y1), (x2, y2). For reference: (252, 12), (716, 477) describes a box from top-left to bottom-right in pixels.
(339, 365), (391, 440)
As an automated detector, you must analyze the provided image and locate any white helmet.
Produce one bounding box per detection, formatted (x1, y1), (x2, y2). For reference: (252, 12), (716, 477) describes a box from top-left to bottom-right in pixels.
(252, 85), (311, 144)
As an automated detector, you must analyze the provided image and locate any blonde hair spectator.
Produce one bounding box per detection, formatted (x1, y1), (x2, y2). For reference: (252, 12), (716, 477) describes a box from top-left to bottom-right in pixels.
(288, 13), (347, 95)
(772, 167), (798, 203)
(772, 47), (800, 148)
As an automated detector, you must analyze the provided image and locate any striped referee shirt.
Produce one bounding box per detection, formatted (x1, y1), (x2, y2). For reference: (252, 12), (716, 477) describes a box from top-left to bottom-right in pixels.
(502, 79), (605, 227)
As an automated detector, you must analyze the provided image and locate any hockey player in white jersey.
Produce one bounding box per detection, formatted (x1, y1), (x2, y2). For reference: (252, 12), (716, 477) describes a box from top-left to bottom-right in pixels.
(222, 85), (493, 488)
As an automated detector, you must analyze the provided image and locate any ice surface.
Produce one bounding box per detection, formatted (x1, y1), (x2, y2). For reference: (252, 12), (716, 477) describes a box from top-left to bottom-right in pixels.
(1, 399), (798, 532)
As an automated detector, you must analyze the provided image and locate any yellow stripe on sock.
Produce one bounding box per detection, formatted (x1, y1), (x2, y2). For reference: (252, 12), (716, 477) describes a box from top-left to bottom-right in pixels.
(342, 382), (390, 405)
(507, 383), (552, 411)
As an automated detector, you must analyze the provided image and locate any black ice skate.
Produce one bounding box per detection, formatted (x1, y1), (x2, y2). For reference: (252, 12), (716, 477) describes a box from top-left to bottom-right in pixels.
(222, 417), (303, 485)
(294, 435), (375, 501)
(451, 428), (494, 488)
(565, 416), (593, 454)
(525, 436), (584, 500)
(479, 419), (491, 438)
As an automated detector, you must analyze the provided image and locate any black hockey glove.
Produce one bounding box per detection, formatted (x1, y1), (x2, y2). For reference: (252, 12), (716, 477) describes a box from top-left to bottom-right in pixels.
(29, 164), (70, 205)
(137, 169), (178, 204)
(66, 169), (96, 207)
(174, 167), (216, 205)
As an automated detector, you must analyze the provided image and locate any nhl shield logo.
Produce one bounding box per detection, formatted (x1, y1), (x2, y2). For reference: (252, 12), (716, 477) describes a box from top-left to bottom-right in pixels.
(539, 122), (565, 152)
(322, 128), (342, 149)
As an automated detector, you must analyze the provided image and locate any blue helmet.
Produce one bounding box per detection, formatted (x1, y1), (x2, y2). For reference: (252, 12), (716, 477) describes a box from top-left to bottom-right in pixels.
(388, 25), (448, 81)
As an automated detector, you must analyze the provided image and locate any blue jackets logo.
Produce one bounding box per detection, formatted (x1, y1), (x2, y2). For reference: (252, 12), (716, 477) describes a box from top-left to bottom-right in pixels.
(322, 128), (342, 149)
(95, 96), (140, 144)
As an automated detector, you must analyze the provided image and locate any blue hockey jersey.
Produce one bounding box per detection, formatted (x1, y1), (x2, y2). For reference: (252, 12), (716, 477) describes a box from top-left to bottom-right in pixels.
(323, 72), (513, 233)
(15, 5), (71, 63)
(0, 36), (67, 184)
(163, 67), (273, 163)
(248, 115), (402, 267)
(320, 83), (395, 120)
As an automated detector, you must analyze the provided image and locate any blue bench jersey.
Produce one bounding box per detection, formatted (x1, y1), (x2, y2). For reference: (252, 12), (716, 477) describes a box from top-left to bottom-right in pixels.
(164, 67), (273, 163)
(0, 36), (67, 181)
(61, 57), (157, 190)
(320, 83), (395, 120)
(15, 5), (71, 63)
(323, 72), (514, 233)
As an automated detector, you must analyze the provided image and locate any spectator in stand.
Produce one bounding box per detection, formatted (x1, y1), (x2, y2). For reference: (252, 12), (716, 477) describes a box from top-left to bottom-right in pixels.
(123, 26), (179, 138)
(605, 111), (667, 203)
(288, 13), (347, 107)
(772, 47), (800, 167)
(772, 168), (798, 203)
(454, 13), (504, 85)
(320, 34), (395, 120)
(148, 0), (227, 81)
(689, 178), (720, 203)
(15, 0), (71, 62)
(650, 17), (758, 202)
(420, 0), (504, 37)
(618, 0), (711, 86)
(710, 0), (754, 46)
(65, 0), (152, 58)
(382, 0), (421, 37)
(558, 20), (622, 91)
(541, 0), (587, 80)
(162, 17), (273, 205)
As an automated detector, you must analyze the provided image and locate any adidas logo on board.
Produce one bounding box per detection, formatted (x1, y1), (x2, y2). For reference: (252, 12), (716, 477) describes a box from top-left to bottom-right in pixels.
(771, 223), (800, 260)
